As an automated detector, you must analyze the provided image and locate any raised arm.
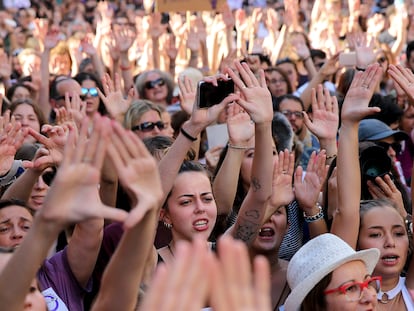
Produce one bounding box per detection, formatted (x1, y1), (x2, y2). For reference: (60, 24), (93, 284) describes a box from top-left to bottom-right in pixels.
(330, 64), (382, 247)
(226, 62), (274, 244)
(0, 115), (127, 311)
(92, 122), (163, 311)
(212, 103), (254, 216)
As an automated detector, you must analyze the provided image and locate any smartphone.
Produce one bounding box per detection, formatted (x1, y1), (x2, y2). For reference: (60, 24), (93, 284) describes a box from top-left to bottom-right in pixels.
(339, 52), (357, 67)
(197, 79), (234, 109)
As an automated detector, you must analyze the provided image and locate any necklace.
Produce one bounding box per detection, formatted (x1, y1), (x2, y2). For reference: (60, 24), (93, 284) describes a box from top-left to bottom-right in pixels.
(167, 244), (174, 257)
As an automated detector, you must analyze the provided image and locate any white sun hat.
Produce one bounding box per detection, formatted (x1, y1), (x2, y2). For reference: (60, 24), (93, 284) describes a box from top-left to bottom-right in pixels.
(284, 233), (380, 311)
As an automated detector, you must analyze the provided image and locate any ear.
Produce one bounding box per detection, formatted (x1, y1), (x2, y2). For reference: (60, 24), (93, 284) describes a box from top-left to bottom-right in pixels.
(159, 208), (172, 225)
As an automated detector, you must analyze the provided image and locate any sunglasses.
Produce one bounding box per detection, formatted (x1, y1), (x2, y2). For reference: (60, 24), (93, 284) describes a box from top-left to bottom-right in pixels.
(375, 141), (402, 154)
(41, 170), (56, 186)
(281, 110), (304, 119)
(132, 121), (165, 132)
(54, 94), (87, 101)
(81, 87), (99, 97)
(144, 78), (165, 90)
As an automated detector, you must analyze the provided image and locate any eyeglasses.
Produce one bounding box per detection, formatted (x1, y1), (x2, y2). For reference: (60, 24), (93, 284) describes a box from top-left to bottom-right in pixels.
(81, 87), (99, 97)
(377, 57), (387, 64)
(144, 78), (165, 90)
(375, 141), (402, 154)
(267, 78), (287, 84)
(281, 110), (304, 119)
(54, 95), (87, 101)
(41, 170), (56, 187)
(131, 121), (165, 132)
(324, 276), (381, 302)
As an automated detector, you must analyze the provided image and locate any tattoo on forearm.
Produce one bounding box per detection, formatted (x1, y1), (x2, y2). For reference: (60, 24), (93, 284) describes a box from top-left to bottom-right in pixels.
(234, 219), (260, 242)
(252, 177), (261, 192)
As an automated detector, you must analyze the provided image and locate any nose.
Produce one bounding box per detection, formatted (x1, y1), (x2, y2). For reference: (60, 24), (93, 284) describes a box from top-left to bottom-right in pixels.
(11, 226), (24, 241)
(152, 126), (161, 135)
(384, 233), (396, 248)
(34, 175), (47, 189)
(359, 286), (377, 304)
(194, 199), (206, 214)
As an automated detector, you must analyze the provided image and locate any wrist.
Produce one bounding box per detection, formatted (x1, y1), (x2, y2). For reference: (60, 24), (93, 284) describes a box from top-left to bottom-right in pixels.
(303, 202), (324, 223)
(181, 121), (201, 140)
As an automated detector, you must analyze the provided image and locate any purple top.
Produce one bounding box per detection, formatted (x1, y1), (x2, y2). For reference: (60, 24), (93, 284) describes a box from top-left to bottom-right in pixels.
(37, 248), (92, 311)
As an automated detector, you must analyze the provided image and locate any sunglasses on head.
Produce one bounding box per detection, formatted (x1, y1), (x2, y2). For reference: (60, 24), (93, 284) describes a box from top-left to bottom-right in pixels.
(144, 78), (165, 90)
(132, 121), (165, 132)
(375, 141), (402, 154)
(81, 87), (99, 97)
(41, 170), (56, 186)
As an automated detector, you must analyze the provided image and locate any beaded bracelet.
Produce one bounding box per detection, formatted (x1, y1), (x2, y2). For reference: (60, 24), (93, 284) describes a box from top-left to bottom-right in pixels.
(180, 127), (197, 142)
(303, 203), (324, 223)
(228, 143), (249, 150)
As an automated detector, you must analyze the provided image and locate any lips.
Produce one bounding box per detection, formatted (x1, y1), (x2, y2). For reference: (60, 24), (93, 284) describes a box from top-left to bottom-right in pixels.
(381, 254), (400, 266)
(193, 219), (209, 231)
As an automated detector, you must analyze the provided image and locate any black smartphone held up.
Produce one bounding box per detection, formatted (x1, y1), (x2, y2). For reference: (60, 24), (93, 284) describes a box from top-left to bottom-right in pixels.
(197, 79), (234, 109)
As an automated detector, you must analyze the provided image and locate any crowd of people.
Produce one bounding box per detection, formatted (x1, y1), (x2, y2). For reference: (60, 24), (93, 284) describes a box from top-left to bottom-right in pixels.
(0, 0), (414, 310)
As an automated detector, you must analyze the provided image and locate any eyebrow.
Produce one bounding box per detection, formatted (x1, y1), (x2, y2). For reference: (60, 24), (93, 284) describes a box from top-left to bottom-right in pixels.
(368, 224), (405, 230)
(335, 274), (371, 288)
(177, 192), (213, 199)
(0, 217), (31, 225)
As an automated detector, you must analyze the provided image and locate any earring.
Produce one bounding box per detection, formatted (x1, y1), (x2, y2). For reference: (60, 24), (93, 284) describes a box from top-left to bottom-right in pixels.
(163, 222), (172, 229)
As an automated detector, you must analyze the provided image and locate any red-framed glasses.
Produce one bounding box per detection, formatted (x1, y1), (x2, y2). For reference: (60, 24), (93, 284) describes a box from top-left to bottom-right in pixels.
(324, 276), (382, 302)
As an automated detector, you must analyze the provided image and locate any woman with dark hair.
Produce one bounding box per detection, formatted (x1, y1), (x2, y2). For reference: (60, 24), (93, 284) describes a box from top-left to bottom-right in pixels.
(74, 72), (107, 117)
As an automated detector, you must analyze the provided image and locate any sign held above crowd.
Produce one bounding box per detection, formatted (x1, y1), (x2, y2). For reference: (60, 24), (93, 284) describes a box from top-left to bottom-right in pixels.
(155, 0), (227, 12)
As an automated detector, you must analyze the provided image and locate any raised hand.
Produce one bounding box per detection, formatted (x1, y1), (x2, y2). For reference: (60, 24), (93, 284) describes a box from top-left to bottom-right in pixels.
(210, 236), (272, 311)
(0, 112), (30, 175)
(138, 239), (213, 311)
(28, 124), (71, 170)
(226, 102), (254, 147)
(113, 26), (135, 54)
(388, 64), (414, 102)
(187, 74), (239, 133)
(177, 75), (196, 115)
(225, 61), (273, 124)
(347, 32), (376, 68)
(62, 92), (85, 128)
(107, 122), (163, 229)
(38, 115), (128, 226)
(367, 174), (406, 217)
(265, 150), (295, 219)
(304, 85), (339, 141)
(294, 151), (328, 213)
(99, 73), (134, 121)
(341, 63), (382, 124)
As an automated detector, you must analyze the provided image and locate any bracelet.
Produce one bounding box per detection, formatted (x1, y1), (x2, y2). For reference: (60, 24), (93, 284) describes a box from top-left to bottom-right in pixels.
(180, 127), (197, 142)
(303, 203), (324, 223)
(356, 66), (366, 71)
(228, 143), (249, 150)
(326, 154), (337, 160)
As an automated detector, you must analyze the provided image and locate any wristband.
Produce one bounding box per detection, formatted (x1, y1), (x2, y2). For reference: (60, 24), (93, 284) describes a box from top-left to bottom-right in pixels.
(228, 143), (249, 150)
(180, 127), (197, 142)
(303, 203), (324, 223)
(356, 67), (366, 71)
